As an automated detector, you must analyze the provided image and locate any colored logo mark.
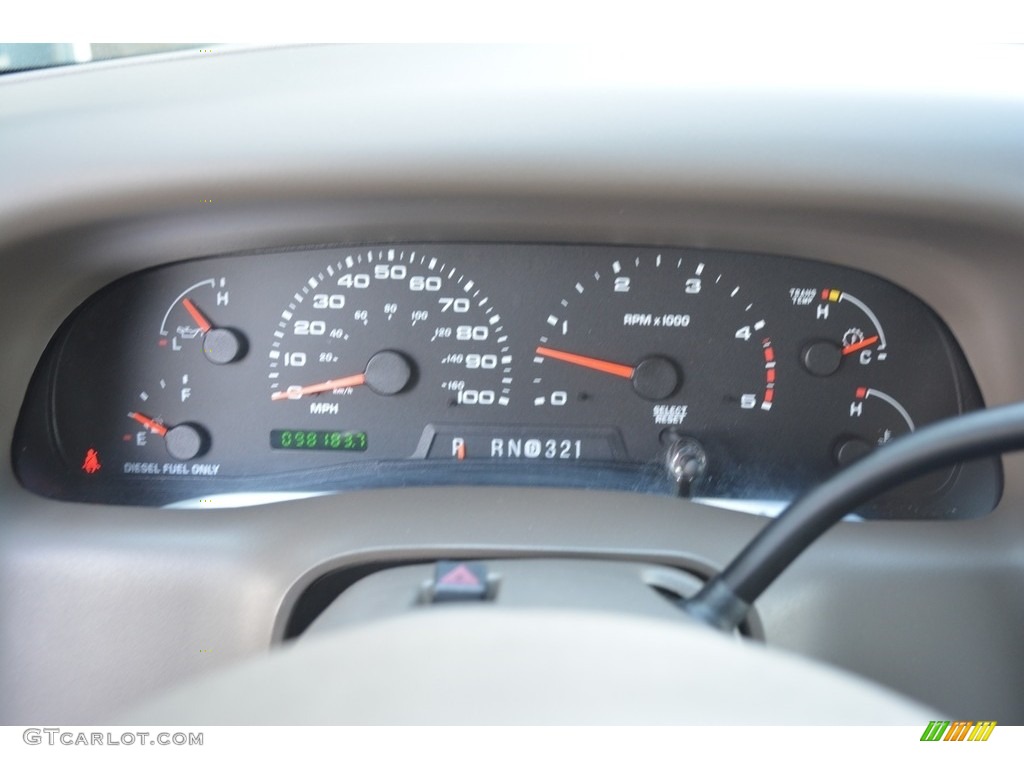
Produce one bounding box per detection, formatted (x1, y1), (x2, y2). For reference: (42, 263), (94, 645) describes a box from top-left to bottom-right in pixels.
(920, 721), (996, 741)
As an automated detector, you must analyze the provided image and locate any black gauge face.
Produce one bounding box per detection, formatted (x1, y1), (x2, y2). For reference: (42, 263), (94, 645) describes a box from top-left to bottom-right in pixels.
(47, 270), (240, 484)
(529, 253), (776, 465)
(266, 248), (512, 458)
(797, 288), (890, 375)
(12, 244), (1001, 518)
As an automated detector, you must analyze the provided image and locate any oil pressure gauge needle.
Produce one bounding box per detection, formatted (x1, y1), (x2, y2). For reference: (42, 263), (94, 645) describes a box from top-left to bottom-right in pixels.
(272, 350), (413, 401)
(180, 297), (245, 364)
(181, 298), (212, 334)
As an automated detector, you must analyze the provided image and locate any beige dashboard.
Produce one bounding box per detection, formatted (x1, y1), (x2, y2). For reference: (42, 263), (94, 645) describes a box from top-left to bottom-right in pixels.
(2, 45), (1024, 723)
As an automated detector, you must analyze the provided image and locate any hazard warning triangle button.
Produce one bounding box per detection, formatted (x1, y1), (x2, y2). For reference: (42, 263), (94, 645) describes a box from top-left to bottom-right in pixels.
(432, 560), (489, 602)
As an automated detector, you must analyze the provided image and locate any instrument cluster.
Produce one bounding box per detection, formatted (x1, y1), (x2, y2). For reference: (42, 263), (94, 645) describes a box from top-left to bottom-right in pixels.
(12, 243), (1001, 518)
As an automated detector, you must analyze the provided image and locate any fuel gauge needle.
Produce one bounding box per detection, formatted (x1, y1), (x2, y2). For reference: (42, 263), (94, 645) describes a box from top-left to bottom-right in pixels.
(534, 346), (635, 378)
(128, 411), (168, 436)
(127, 411), (207, 460)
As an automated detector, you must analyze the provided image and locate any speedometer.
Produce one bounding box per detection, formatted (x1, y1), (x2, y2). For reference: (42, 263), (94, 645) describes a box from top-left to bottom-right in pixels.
(267, 248), (512, 456)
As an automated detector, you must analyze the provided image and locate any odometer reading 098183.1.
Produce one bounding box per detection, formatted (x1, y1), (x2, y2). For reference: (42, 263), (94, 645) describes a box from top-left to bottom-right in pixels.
(270, 430), (368, 451)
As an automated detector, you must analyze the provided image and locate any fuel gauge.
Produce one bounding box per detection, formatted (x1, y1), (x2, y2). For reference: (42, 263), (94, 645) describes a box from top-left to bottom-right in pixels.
(125, 375), (211, 461)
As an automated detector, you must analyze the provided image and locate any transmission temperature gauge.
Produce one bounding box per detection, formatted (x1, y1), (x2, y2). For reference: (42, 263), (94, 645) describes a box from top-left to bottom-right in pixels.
(799, 287), (888, 376)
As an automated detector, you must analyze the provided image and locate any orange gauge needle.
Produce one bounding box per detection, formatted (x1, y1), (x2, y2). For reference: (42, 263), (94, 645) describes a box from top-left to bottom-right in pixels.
(274, 351), (412, 401)
(181, 298), (212, 334)
(842, 335), (880, 356)
(128, 411), (168, 437)
(271, 372), (367, 401)
(535, 346), (635, 379)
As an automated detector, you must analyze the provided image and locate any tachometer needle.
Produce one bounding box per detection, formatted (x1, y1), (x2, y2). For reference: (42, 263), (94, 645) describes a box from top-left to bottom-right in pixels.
(271, 372), (367, 401)
(535, 346), (635, 378)
(128, 411), (168, 437)
(842, 335), (880, 356)
(181, 298), (212, 334)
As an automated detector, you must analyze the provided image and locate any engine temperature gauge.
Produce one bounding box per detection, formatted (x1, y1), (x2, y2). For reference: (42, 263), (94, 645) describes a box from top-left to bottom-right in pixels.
(832, 385), (954, 495)
(835, 386), (914, 466)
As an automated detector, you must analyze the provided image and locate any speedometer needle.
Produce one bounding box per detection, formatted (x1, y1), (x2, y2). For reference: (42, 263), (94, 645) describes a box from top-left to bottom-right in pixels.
(534, 346), (635, 378)
(271, 372), (367, 401)
(272, 350), (414, 401)
(842, 335), (880, 356)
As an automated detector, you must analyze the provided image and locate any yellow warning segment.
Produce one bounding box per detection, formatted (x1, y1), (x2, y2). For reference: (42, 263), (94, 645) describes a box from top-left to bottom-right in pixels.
(968, 721), (997, 741)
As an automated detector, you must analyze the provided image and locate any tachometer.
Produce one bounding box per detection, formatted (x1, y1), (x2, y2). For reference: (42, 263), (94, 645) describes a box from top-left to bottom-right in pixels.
(529, 252), (776, 472)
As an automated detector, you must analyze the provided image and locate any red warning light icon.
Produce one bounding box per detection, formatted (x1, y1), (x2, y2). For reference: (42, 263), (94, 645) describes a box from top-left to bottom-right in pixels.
(438, 563), (482, 588)
(82, 448), (102, 474)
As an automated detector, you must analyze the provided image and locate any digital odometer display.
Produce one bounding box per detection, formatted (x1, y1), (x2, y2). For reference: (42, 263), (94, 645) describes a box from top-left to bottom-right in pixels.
(270, 430), (368, 451)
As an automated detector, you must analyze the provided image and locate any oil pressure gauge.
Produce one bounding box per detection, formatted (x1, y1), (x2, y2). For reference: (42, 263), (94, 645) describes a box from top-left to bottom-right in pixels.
(159, 277), (246, 364)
